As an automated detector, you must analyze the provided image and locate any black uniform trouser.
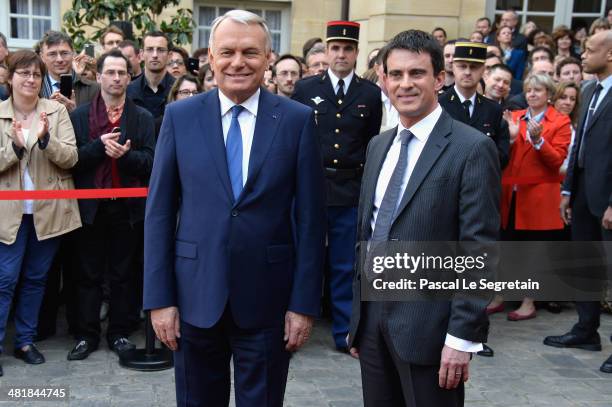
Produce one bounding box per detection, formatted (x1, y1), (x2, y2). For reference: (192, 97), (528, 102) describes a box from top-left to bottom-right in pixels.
(570, 170), (612, 337)
(74, 201), (139, 346)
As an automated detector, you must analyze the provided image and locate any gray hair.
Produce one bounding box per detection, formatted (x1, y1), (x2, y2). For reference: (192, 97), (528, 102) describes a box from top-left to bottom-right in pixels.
(523, 73), (556, 97)
(305, 43), (325, 63)
(209, 9), (272, 53)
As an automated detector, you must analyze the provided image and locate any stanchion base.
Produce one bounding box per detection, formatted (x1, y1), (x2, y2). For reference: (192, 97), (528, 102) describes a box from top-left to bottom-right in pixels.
(119, 348), (174, 371)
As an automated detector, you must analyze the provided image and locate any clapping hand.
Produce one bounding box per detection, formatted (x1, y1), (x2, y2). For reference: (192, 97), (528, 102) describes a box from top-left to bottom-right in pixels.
(100, 130), (131, 159)
(502, 110), (519, 143)
(11, 119), (26, 149)
(527, 119), (542, 144)
(36, 112), (49, 140)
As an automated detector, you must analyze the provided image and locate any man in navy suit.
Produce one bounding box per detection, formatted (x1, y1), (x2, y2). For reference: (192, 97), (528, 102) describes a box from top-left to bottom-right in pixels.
(143, 9), (326, 406)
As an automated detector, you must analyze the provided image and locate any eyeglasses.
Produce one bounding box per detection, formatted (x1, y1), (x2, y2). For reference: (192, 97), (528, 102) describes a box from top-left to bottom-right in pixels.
(45, 51), (74, 59)
(144, 47), (168, 55)
(167, 60), (185, 67)
(102, 70), (129, 78)
(277, 71), (300, 78)
(308, 62), (329, 69)
(177, 89), (199, 97)
(14, 70), (43, 80)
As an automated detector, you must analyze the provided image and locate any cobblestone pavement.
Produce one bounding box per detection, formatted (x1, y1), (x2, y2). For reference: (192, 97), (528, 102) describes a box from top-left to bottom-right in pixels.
(0, 306), (610, 407)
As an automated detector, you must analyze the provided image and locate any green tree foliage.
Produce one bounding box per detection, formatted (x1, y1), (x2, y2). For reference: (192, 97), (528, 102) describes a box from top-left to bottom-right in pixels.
(63, 0), (196, 50)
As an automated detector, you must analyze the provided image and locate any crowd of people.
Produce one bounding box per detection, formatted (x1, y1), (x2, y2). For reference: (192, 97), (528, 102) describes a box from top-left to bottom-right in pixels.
(0, 7), (610, 404)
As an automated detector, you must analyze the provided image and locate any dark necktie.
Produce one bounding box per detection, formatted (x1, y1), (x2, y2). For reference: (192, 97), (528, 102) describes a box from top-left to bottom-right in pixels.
(577, 84), (603, 168)
(371, 129), (414, 243)
(226, 105), (245, 200)
(337, 79), (345, 103)
(462, 99), (472, 121)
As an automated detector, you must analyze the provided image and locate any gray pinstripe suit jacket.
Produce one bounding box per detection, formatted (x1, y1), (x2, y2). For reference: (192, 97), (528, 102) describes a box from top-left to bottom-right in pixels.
(348, 109), (501, 365)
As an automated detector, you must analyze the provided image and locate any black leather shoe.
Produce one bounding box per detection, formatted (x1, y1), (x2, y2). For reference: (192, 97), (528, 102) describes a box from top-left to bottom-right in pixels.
(67, 340), (98, 361)
(109, 337), (135, 355)
(543, 332), (601, 351)
(14, 344), (45, 364)
(601, 355), (612, 373)
(477, 344), (494, 357)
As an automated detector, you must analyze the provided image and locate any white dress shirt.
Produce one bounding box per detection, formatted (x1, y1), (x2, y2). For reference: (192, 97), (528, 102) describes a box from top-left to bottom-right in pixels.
(453, 86), (476, 117)
(218, 88), (260, 186)
(370, 104), (483, 353)
(327, 69), (354, 95)
(381, 91), (400, 130)
(21, 129), (34, 214)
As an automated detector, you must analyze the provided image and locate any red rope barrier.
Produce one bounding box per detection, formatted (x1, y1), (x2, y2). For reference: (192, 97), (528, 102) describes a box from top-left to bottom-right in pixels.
(0, 188), (148, 200)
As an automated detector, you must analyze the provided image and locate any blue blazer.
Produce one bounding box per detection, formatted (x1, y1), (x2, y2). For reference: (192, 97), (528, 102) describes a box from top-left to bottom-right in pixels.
(143, 88), (326, 329)
(506, 49), (526, 81)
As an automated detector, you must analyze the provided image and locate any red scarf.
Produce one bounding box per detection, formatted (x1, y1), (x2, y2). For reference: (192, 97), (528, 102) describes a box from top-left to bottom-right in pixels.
(88, 91), (122, 188)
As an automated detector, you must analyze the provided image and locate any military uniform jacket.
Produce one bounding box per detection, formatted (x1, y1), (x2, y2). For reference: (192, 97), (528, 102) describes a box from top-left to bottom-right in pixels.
(292, 72), (382, 206)
(439, 88), (510, 169)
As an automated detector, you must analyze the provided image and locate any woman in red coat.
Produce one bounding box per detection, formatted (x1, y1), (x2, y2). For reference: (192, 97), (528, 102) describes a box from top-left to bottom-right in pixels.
(490, 73), (571, 321)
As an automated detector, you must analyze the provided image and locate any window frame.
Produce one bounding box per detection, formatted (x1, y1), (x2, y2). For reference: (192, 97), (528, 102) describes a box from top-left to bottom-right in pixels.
(488, 0), (609, 31)
(194, 2), (290, 54)
(0, 0), (61, 49)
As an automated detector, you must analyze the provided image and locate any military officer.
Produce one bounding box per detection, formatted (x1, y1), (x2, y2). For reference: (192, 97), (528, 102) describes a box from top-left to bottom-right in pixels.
(438, 41), (508, 359)
(292, 20), (382, 352)
(439, 41), (510, 169)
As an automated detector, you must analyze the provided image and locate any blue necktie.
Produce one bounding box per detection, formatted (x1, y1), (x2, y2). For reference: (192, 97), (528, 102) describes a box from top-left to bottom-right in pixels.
(226, 105), (245, 200)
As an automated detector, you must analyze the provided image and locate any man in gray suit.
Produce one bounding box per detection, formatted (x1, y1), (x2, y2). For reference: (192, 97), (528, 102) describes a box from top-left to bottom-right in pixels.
(347, 30), (500, 406)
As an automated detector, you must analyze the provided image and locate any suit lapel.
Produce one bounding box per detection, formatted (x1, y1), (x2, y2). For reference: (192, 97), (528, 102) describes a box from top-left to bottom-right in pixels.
(239, 88), (281, 205)
(360, 128), (397, 239)
(470, 95), (483, 126)
(575, 83), (595, 143)
(198, 89), (234, 202)
(393, 112), (451, 221)
(585, 88), (611, 134)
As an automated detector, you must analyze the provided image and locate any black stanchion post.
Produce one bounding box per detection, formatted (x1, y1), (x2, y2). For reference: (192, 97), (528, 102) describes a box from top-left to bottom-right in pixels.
(119, 311), (173, 371)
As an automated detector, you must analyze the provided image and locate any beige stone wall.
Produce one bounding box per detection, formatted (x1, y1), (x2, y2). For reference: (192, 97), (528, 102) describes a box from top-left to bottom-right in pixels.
(352, 0), (487, 73)
(290, 0), (342, 56)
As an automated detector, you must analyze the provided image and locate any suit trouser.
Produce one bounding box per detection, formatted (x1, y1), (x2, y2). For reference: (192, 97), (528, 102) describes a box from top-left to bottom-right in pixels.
(570, 171), (612, 337)
(358, 302), (464, 407)
(74, 201), (139, 345)
(0, 215), (60, 353)
(326, 206), (358, 348)
(174, 307), (290, 407)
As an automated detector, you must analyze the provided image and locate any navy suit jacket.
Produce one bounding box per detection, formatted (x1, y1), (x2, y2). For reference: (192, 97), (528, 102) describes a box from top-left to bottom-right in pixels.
(143, 88), (326, 330)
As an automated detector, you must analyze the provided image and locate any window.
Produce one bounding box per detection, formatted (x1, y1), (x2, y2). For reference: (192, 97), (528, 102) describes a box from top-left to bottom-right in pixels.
(1, 0), (60, 48)
(195, 3), (289, 53)
(492, 0), (610, 33)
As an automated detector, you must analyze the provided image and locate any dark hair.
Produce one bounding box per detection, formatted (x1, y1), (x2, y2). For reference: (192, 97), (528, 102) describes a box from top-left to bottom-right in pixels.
(6, 50), (47, 95)
(302, 37), (323, 58)
(143, 31), (171, 48)
(529, 46), (554, 64)
(169, 46), (189, 65)
(118, 39), (140, 54)
(477, 17), (491, 27)
(380, 30), (444, 76)
(40, 30), (73, 51)
(485, 52), (503, 63)
(100, 26), (125, 46)
(96, 49), (131, 75)
(192, 47), (208, 59)
(488, 63), (513, 78)
(197, 62), (213, 84)
(556, 56), (582, 77)
(552, 81), (581, 125)
(0, 32), (6, 49)
(432, 27), (447, 38)
(168, 73), (202, 103)
(274, 54), (303, 78)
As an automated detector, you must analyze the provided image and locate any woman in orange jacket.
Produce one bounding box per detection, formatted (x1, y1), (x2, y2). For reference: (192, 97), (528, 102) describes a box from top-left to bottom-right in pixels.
(490, 73), (571, 321)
